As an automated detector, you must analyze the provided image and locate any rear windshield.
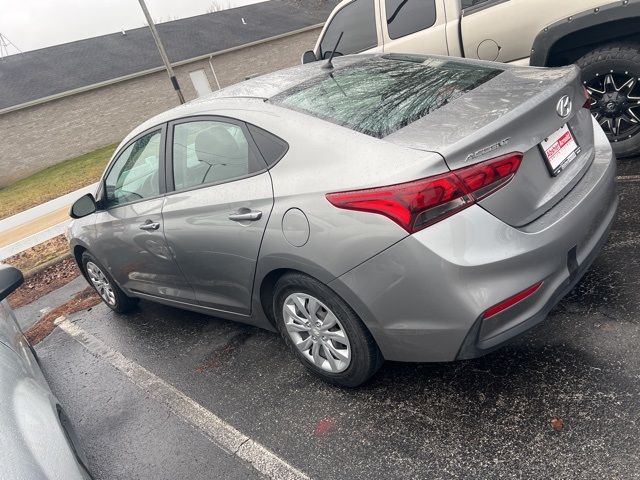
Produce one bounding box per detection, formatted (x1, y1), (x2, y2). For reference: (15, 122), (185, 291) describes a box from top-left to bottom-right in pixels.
(270, 55), (502, 138)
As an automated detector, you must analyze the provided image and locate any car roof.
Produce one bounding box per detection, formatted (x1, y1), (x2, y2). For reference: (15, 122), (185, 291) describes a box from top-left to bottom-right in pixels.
(118, 55), (376, 147)
(119, 52), (522, 151)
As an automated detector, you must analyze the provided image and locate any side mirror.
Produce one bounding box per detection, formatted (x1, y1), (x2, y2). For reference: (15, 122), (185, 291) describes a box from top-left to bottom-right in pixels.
(0, 264), (23, 302)
(302, 50), (318, 64)
(70, 193), (98, 219)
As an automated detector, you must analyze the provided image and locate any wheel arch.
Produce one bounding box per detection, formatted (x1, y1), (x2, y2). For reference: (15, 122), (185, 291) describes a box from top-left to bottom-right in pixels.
(257, 267), (330, 329)
(255, 266), (385, 367)
(531, 2), (640, 67)
(71, 243), (89, 280)
(259, 268), (292, 328)
(255, 264), (373, 334)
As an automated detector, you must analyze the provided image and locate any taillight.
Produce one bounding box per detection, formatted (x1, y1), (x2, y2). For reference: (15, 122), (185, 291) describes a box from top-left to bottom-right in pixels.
(326, 153), (522, 233)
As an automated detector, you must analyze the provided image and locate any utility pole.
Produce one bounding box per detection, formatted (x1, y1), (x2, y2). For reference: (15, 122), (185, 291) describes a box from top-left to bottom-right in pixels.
(137, 0), (185, 104)
(0, 33), (22, 59)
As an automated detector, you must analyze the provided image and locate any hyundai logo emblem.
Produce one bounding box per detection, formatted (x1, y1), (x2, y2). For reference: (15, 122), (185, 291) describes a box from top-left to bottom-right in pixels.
(556, 95), (572, 118)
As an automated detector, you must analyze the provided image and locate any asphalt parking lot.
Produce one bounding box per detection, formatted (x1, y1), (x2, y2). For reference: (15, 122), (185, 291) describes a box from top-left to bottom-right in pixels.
(34, 158), (640, 480)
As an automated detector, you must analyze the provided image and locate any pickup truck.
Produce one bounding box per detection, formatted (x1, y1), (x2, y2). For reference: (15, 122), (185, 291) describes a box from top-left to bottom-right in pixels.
(303, 0), (640, 157)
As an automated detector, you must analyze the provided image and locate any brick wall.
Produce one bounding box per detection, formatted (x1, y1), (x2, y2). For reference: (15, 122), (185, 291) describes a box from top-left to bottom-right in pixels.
(0, 28), (320, 187)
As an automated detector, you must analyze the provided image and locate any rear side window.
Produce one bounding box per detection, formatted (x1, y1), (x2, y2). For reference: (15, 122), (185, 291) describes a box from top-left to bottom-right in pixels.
(319, 0), (377, 59)
(172, 120), (265, 190)
(385, 0), (436, 40)
(247, 124), (288, 166)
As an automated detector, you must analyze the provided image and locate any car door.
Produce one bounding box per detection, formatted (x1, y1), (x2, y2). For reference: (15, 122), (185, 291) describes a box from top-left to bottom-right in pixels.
(314, 0), (383, 60)
(161, 116), (275, 317)
(92, 126), (195, 301)
(380, 0), (450, 56)
(460, 0), (535, 63)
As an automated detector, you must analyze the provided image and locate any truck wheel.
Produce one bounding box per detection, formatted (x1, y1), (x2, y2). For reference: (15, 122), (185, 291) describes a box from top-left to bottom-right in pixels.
(578, 43), (640, 158)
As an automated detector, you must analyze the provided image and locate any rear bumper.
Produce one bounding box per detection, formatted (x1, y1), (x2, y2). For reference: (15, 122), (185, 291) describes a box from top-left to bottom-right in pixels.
(456, 211), (612, 360)
(329, 125), (617, 362)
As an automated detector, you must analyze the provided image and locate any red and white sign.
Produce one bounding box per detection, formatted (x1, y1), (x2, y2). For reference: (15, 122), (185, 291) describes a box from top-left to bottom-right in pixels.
(540, 124), (580, 175)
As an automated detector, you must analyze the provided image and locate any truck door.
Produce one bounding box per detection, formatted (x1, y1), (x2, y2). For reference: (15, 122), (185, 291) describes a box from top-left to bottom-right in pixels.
(380, 0), (450, 56)
(460, 0), (537, 63)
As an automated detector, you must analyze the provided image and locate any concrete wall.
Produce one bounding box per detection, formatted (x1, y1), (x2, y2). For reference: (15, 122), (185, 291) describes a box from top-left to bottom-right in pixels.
(0, 28), (320, 187)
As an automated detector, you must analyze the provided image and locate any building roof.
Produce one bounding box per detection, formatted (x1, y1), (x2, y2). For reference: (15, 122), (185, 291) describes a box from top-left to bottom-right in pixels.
(0, 0), (336, 111)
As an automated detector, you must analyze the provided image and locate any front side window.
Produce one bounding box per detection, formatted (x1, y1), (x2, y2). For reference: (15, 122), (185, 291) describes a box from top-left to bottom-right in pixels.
(104, 130), (161, 207)
(172, 120), (264, 190)
(319, 0), (377, 59)
(385, 0), (436, 40)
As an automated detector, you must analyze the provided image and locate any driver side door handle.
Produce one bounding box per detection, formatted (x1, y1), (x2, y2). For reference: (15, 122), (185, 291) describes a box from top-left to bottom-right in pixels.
(139, 221), (161, 231)
(228, 210), (262, 222)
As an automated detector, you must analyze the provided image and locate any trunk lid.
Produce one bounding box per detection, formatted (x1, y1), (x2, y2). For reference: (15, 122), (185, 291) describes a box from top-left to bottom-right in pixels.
(386, 63), (595, 227)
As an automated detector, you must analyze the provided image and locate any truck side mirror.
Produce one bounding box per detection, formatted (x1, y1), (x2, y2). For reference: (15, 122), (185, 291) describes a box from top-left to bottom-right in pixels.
(302, 50), (318, 64)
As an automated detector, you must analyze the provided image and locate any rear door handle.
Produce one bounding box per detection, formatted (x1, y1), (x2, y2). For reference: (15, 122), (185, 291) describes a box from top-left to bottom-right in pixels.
(139, 221), (161, 231)
(228, 210), (262, 222)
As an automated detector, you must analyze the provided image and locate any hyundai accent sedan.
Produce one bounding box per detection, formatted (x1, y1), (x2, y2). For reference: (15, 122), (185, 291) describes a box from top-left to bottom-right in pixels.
(68, 54), (617, 387)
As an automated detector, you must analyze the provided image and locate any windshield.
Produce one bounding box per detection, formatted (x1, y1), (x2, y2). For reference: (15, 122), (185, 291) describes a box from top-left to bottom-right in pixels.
(270, 55), (502, 138)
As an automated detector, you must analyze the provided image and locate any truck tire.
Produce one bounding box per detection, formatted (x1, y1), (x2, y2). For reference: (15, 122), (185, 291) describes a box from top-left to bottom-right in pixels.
(577, 43), (640, 158)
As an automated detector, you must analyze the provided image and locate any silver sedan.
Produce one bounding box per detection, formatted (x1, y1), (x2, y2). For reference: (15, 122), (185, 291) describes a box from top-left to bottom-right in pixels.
(0, 264), (91, 478)
(69, 54), (617, 387)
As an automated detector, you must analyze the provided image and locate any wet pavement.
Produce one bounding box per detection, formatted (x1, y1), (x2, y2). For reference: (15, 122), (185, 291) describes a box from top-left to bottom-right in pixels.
(33, 158), (640, 479)
(15, 275), (86, 331)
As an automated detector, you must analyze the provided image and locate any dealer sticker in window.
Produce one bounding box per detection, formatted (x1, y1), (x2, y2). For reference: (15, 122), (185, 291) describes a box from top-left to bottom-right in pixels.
(540, 124), (581, 176)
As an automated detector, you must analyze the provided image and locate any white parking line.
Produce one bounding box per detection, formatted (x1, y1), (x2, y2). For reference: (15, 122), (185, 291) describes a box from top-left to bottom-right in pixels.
(616, 174), (640, 183)
(55, 317), (310, 480)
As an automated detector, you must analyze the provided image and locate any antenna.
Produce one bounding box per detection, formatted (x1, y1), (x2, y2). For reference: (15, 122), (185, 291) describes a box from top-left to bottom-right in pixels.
(0, 33), (22, 59)
(322, 31), (344, 70)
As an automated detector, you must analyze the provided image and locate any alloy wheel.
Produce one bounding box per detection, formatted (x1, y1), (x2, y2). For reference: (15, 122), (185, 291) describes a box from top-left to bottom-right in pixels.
(585, 71), (640, 143)
(282, 293), (351, 373)
(86, 261), (116, 306)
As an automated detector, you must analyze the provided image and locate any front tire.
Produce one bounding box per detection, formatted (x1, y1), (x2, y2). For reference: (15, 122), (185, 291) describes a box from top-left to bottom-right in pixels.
(81, 252), (137, 314)
(273, 273), (383, 387)
(577, 42), (640, 158)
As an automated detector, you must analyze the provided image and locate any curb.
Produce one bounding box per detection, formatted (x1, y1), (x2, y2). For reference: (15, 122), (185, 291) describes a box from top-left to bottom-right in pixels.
(23, 252), (73, 280)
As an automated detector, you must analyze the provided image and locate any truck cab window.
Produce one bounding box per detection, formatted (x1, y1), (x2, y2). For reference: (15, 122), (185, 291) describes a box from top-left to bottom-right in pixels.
(385, 0), (436, 40)
(319, 0), (377, 59)
(461, 0), (491, 8)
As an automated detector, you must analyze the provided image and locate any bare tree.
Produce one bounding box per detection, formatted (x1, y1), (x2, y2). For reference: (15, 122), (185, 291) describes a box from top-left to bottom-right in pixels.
(154, 14), (180, 23)
(207, 0), (231, 13)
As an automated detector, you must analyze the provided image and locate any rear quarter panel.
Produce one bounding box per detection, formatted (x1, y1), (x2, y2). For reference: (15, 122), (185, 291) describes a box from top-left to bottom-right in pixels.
(216, 103), (448, 316)
(461, 0), (618, 63)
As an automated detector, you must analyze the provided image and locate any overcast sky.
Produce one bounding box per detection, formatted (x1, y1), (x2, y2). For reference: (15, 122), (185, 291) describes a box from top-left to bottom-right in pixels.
(1, 0), (266, 53)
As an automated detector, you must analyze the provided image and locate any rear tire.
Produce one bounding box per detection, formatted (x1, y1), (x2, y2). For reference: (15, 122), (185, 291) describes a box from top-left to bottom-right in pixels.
(273, 273), (383, 387)
(81, 252), (137, 314)
(577, 42), (640, 158)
